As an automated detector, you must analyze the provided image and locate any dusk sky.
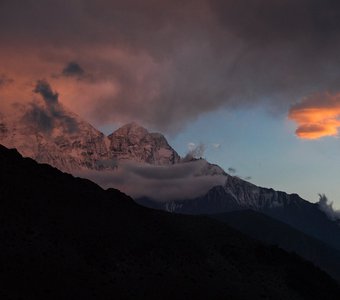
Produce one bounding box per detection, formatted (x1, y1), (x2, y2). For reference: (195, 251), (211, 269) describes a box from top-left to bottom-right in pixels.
(1, 0), (340, 207)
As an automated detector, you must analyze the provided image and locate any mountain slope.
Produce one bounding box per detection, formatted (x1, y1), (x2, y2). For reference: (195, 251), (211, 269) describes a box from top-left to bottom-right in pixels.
(1, 144), (339, 299)
(211, 210), (340, 282)
(138, 177), (340, 252)
(108, 122), (180, 165)
(0, 106), (180, 171)
(0, 106), (111, 172)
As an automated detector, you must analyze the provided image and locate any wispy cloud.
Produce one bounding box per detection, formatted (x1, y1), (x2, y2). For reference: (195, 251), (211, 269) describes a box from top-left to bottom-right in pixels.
(318, 194), (340, 221)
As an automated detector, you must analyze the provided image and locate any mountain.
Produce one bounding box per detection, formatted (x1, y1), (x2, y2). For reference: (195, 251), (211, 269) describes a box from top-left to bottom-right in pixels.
(211, 210), (340, 282)
(137, 176), (340, 252)
(1, 144), (340, 299)
(0, 106), (111, 172)
(3, 101), (340, 255)
(108, 122), (180, 165)
(0, 106), (179, 171)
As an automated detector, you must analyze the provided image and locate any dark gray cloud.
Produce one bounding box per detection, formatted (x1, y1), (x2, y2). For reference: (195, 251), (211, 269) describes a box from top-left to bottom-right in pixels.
(210, 0), (340, 43)
(2, 0), (340, 131)
(25, 80), (78, 133)
(62, 62), (85, 78)
(228, 168), (236, 174)
(34, 80), (59, 104)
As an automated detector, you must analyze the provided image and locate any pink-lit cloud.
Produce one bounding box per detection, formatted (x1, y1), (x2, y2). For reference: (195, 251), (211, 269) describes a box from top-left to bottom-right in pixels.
(1, 0), (340, 133)
(289, 93), (340, 139)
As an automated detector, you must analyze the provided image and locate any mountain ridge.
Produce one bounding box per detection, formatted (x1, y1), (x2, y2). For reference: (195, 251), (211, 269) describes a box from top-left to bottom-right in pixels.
(0, 106), (180, 171)
(137, 180), (340, 251)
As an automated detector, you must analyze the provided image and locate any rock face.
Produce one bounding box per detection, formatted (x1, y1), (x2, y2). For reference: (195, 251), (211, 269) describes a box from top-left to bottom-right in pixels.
(0, 109), (112, 172)
(0, 109), (180, 171)
(108, 122), (180, 165)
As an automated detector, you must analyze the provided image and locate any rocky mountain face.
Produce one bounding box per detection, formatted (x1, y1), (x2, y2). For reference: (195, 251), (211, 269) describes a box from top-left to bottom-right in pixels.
(108, 122), (180, 165)
(0, 108), (179, 171)
(0, 109), (111, 172)
(1, 144), (340, 299)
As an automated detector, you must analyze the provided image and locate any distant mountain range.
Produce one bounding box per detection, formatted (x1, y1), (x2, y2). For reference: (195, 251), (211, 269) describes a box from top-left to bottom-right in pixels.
(1, 145), (339, 299)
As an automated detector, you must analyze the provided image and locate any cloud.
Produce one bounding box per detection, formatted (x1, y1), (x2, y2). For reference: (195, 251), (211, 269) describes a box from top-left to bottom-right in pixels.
(184, 143), (206, 160)
(212, 143), (221, 149)
(187, 142), (196, 151)
(228, 167), (236, 174)
(62, 62), (85, 79)
(75, 159), (226, 201)
(289, 93), (340, 139)
(23, 80), (78, 133)
(34, 80), (58, 104)
(2, 1), (340, 132)
(318, 194), (340, 221)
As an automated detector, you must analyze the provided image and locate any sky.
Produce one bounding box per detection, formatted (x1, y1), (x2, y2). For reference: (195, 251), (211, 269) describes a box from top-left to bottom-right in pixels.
(1, 0), (340, 208)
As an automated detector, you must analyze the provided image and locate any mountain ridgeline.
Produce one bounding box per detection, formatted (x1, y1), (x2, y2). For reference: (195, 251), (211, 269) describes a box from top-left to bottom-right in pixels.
(0, 107), (180, 172)
(1, 145), (340, 299)
(137, 176), (340, 252)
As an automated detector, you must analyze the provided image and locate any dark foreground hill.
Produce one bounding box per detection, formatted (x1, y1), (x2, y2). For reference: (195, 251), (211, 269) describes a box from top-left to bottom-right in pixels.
(211, 210), (340, 282)
(0, 145), (339, 299)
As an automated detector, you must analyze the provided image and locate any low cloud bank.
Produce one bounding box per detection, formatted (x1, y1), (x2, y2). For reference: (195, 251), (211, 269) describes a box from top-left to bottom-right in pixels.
(75, 160), (226, 201)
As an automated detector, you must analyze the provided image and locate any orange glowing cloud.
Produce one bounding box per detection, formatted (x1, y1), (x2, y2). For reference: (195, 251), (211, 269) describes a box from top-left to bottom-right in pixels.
(289, 94), (340, 139)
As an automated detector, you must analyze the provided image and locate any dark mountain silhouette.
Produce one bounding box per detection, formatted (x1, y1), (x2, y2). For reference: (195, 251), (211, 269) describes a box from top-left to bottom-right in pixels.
(211, 210), (340, 282)
(0, 144), (339, 299)
(138, 184), (340, 252)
